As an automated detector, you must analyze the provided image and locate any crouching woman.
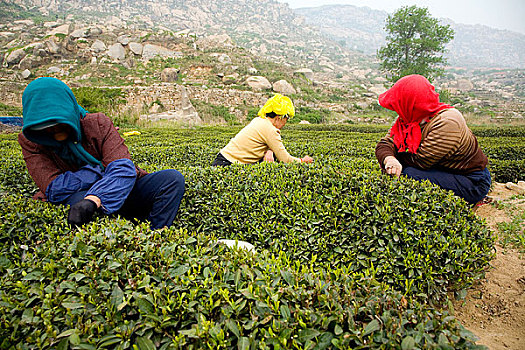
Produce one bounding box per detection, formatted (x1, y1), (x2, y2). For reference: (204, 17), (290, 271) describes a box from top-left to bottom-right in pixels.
(18, 77), (185, 229)
(212, 94), (313, 166)
(375, 74), (491, 205)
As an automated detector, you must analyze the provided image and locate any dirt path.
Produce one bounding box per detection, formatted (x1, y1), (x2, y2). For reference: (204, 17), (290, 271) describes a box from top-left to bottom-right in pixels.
(454, 183), (525, 350)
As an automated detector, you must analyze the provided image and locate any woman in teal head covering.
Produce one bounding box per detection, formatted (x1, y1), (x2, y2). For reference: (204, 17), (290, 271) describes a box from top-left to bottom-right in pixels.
(19, 77), (185, 229)
(22, 77), (102, 168)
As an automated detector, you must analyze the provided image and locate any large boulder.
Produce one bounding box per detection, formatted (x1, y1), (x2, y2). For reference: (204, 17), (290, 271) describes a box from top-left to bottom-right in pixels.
(294, 68), (314, 81)
(141, 86), (202, 125)
(142, 44), (181, 60)
(117, 35), (131, 46)
(70, 28), (88, 38)
(246, 76), (272, 91)
(161, 68), (179, 82)
(107, 43), (126, 60)
(47, 24), (70, 36)
(273, 80), (296, 95)
(6, 49), (26, 66)
(18, 55), (40, 70)
(129, 42), (143, 55)
(91, 40), (107, 53)
(196, 34), (234, 50)
(216, 53), (232, 64)
(45, 39), (61, 54)
(88, 26), (103, 36)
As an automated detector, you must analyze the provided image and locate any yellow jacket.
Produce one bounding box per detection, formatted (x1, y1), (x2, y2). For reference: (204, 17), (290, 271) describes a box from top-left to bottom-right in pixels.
(221, 117), (300, 164)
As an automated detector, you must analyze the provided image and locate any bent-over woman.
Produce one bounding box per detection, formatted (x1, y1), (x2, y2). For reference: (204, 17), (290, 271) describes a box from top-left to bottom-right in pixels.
(375, 74), (491, 205)
(212, 94), (313, 166)
(18, 77), (185, 229)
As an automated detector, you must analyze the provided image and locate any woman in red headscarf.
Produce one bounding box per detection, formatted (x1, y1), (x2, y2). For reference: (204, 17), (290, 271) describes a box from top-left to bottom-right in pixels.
(375, 74), (491, 205)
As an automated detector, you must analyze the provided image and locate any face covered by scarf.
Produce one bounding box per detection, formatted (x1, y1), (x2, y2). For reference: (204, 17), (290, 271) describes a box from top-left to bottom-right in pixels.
(379, 74), (452, 154)
(22, 77), (102, 168)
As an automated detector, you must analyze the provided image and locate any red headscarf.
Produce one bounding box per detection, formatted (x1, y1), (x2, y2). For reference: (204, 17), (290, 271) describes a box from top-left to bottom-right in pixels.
(379, 74), (452, 154)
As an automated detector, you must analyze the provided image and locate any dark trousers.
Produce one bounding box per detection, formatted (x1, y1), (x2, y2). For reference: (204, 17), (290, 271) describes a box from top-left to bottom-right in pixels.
(64, 170), (185, 229)
(402, 167), (491, 204)
(212, 152), (232, 167)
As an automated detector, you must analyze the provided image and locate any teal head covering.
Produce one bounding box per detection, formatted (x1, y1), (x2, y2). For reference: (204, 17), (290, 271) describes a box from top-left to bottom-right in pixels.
(22, 77), (102, 168)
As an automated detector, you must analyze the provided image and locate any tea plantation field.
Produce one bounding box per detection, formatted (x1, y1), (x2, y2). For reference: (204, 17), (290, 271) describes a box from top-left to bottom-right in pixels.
(1, 124), (524, 349)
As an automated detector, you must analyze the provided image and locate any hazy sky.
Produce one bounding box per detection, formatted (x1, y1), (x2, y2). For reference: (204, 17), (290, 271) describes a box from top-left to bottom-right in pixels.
(277, 0), (525, 34)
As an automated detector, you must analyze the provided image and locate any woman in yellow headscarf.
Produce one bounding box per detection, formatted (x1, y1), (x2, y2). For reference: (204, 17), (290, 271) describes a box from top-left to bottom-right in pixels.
(212, 94), (313, 166)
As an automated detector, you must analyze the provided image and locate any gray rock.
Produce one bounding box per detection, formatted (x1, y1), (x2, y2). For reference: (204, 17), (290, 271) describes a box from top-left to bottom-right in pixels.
(142, 44), (181, 60)
(63, 37), (77, 52)
(505, 182), (525, 195)
(45, 39), (60, 54)
(47, 66), (62, 74)
(70, 28), (88, 38)
(246, 76), (272, 91)
(91, 40), (106, 53)
(222, 74), (239, 84)
(294, 68), (314, 81)
(217, 53), (232, 64)
(14, 19), (34, 26)
(121, 58), (135, 69)
(43, 21), (60, 28)
(35, 48), (47, 57)
(21, 69), (31, 79)
(161, 68), (179, 82)
(107, 43), (126, 60)
(47, 24), (70, 36)
(117, 35), (131, 46)
(272, 80), (296, 95)
(18, 55), (39, 70)
(129, 42), (143, 55)
(90, 57), (97, 65)
(0, 32), (15, 39)
(141, 86), (202, 125)
(196, 34), (234, 50)
(6, 49), (26, 66)
(88, 27), (103, 36)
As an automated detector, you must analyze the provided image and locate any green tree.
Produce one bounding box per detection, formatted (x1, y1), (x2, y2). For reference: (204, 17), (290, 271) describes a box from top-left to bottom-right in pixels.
(377, 5), (454, 82)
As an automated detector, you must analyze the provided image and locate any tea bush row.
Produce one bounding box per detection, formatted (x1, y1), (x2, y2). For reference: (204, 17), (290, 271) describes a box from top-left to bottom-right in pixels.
(172, 163), (494, 303)
(0, 126), (505, 305)
(0, 194), (485, 349)
(120, 126), (525, 182)
(0, 124), (518, 348)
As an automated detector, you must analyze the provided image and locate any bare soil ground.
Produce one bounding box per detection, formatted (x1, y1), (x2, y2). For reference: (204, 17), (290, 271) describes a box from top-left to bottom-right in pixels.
(454, 183), (525, 350)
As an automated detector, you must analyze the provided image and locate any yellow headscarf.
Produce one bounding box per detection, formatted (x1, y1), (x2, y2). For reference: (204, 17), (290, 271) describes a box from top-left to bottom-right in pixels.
(257, 94), (295, 119)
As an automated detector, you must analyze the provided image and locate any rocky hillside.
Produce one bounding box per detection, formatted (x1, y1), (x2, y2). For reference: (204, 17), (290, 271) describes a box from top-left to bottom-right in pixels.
(295, 4), (525, 70)
(0, 0), (523, 125)
(2, 0), (369, 73)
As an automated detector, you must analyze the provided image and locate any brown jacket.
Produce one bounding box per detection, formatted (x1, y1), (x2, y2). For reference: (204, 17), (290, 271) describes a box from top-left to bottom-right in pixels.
(18, 112), (147, 201)
(375, 109), (488, 174)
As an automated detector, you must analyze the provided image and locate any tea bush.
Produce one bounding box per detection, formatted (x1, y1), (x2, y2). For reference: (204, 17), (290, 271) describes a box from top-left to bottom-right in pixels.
(0, 195), (484, 349)
(1, 123), (523, 348)
(172, 164), (493, 303)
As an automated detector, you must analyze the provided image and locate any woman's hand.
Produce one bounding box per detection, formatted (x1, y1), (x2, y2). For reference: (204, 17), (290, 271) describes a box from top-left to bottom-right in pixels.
(301, 155), (314, 164)
(384, 156), (402, 177)
(263, 150), (275, 163)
